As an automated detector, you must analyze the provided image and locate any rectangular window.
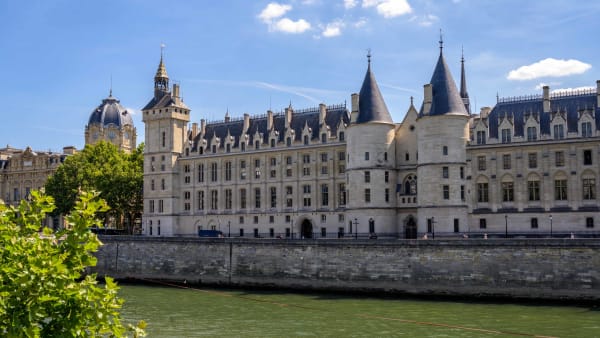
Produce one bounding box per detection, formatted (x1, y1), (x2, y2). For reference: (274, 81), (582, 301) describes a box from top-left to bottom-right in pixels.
(583, 178), (596, 200)
(286, 156), (293, 165)
(149, 200), (155, 213)
(531, 218), (538, 229)
(501, 128), (511, 144)
(528, 180), (540, 201)
(303, 197), (311, 207)
(240, 160), (246, 169)
(555, 151), (565, 167)
(453, 219), (459, 233)
(385, 188), (390, 202)
(527, 126), (537, 141)
(321, 166), (328, 175)
(478, 156), (486, 171)
(269, 216), (274, 224)
(338, 165), (345, 174)
(286, 198), (292, 207)
(586, 217), (594, 228)
(255, 188), (261, 208)
(321, 227), (327, 237)
(443, 185), (450, 200)
(270, 157), (276, 166)
(555, 179), (568, 200)
(321, 214), (326, 223)
(321, 153), (328, 162)
(338, 183), (346, 206)
(338, 151), (345, 161)
(286, 186), (293, 195)
(476, 130), (486, 145)
(240, 216), (244, 224)
(197, 191), (204, 210)
(158, 200), (164, 213)
(303, 167), (310, 176)
(240, 188), (247, 209)
(364, 171), (370, 183)
(478, 183), (489, 202)
(384, 171), (389, 183)
(286, 168), (292, 177)
(460, 185), (465, 201)
(210, 190), (218, 210)
(210, 162), (218, 182)
(479, 218), (487, 229)
(270, 169), (276, 178)
(255, 159), (260, 168)
(502, 182), (514, 202)
(584, 150), (592, 165)
(303, 154), (310, 164)
(582, 122), (593, 138)
(365, 152), (370, 160)
(442, 166), (449, 178)
(303, 185), (311, 194)
(365, 188), (371, 203)
(460, 167), (464, 179)
(225, 161), (232, 181)
(321, 184), (329, 206)
(502, 154), (511, 170)
(553, 124), (565, 140)
(270, 187), (277, 208)
(528, 153), (537, 169)
(225, 189), (232, 209)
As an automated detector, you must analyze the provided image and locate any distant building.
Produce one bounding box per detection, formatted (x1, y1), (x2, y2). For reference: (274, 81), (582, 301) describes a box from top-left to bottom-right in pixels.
(85, 90), (137, 152)
(143, 46), (600, 238)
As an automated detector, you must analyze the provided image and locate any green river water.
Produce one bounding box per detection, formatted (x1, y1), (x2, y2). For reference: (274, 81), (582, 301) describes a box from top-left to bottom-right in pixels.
(119, 284), (600, 337)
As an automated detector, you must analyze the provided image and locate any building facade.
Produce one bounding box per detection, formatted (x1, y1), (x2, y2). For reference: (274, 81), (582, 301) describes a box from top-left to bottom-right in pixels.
(142, 46), (600, 238)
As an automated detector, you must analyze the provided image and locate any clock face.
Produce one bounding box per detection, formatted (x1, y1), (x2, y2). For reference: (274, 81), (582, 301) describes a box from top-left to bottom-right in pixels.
(108, 131), (116, 140)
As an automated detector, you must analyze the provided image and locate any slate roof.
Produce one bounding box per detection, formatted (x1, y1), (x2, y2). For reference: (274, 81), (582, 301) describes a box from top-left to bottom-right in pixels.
(487, 91), (598, 139)
(420, 51), (468, 117)
(356, 61), (393, 124)
(87, 94), (134, 128)
(192, 105), (349, 151)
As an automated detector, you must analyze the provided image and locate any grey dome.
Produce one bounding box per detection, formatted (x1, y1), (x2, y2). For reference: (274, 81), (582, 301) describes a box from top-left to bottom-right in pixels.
(88, 94), (133, 128)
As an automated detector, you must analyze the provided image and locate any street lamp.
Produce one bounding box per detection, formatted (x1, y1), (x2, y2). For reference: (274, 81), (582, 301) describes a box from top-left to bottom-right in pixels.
(354, 218), (359, 239)
(228, 220), (231, 238)
(549, 214), (553, 238)
(505, 214), (508, 238)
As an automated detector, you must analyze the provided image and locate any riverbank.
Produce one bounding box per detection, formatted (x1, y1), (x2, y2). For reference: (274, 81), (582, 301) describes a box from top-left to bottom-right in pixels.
(93, 236), (600, 301)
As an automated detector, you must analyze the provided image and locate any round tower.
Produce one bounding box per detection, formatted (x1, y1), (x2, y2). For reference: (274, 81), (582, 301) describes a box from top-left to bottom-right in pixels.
(346, 54), (397, 238)
(416, 41), (470, 237)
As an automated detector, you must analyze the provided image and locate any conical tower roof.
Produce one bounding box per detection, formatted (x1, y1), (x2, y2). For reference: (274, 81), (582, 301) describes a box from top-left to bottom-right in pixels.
(155, 55), (169, 81)
(427, 45), (468, 116)
(357, 55), (393, 124)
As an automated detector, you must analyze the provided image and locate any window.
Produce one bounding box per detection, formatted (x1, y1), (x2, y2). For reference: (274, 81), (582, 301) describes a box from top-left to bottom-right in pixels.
(531, 218), (538, 229)
(270, 169), (276, 178)
(478, 183), (489, 202)
(240, 228), (244, 237)
(583, 178), (596, 200)
(460, 185), (465, 201)
(584, 150), (592, 165)
(555, 151), (565, 167)
(286, 137), (292, 147)
(158, 200), (164, 213)
(269, 216), (274, 224)
(184, 176), (190, 184)
(501, 128), (511, 143)
(384, 152), (388, 161)
(286, 198), (293, 208)
(454, 219), (459, 233)
(270, 157), (277, 166)
(286, 156), (293, 165)
(478, 156), (486, 171)
(151, 179), (155, 190)
(338, 165), (345, 174)
(405, 153), (409, 161)
(321, 134), (327, 143)
(385, 188), (390, 202)
(271, 139), (276, 147)
(365, 188), (371, 203)
(162, 131), (166, 147)
(184, 191), (191, 200)
(321, 166), (328, 175)
(304, 135), (309, 145)
(338, 214), (344, 222)
(303, 185), (311, 194)
(385, 171), (389, 183)
(586, 217), (594, 228)
(555, 179), (568, 200)
(255, 140), (260, 149)
(502, 182), (514, 202)
(303, 154), (310, 164)
(321, 214), (326, 223)
(364, 171), (370, 183)
(365, 152), (369, 160)
(460, 167), (464, 179)
(479, 218), (487, 229)
(553, 124), (565, 140)
(240, 188), (247, 209)
(241, 142), (246, 152)
(270, 187), (277, 208)
(197, 191), (204, 210)
(502, 154), (511, 170)
(321, 227), (327, 237)
(527, 126), (537, 141)
(286, 186), (293, 195)
(528, 180), (540, 201)
(255, 168), (261, 179)
(443, 185), (449, 200)
(321, 153), (328, 162)
(303, 197), (311, 207)
(225, 189), (232, 209)
(184, 164), (191, 173)
(338, 151), (345, 161)
(582, 122), (593, 138)
(226, 144), (231, 153)
(442, 146), (448, 155)
(528, 153), (537, 169)
(210, 190), (218, 210)
(210, 162), (217, 182)
(255, 159), (260, 168)
(302, 167), (310, 176)
(255, 188), (261, 208)
(442, 167), (449, 178)
(321, 184), (329, 206)
(476, 130), (486, 145)
(212, 145), (217, 153)
(240, 160), (246, 169)
(149, 200), (155, 213)
(339, 132), (345, 141)
(338, 183), (346, 206)
(225, 161), (232, 181)
(286, 168), (292, 177)
(161, 179), (165, 190)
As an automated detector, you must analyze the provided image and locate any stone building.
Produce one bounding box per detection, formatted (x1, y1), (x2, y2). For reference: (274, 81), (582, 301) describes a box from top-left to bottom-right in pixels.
(85, 90), (137, 152)
(142, 44), (600, 238)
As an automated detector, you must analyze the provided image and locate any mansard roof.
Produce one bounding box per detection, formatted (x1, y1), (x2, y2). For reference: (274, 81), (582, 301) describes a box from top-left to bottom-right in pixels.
(487, 90), (598, 139)
(191, 104), (349, 151)
(357, 61), (393, 124)
(426, 51), (468, 117)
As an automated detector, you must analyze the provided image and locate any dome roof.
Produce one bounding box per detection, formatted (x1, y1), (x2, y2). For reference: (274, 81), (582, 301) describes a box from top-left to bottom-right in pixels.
(87, 93), (134, 128)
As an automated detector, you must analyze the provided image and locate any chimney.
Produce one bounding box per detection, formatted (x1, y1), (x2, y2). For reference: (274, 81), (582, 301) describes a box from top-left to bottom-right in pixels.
(479, 107), (491, 119)
(596, 80), (600, 107)
(243, 113), (250, 133)
(350, 93), (359, 123)
(285, 106), (292, 128)
(191, 122), (198, 139)
(62, 146), (76, 155)
(423, 84), (433, 115)
(319, 103), (326, 125)
(543, 85), (550, 113)
(200, 119), (206, 135)
(267, 110), (273, 130)
(172, 83), (180, 98)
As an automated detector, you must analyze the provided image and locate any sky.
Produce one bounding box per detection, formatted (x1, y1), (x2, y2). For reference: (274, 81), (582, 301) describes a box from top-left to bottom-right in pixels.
(1, 0), (599, 151)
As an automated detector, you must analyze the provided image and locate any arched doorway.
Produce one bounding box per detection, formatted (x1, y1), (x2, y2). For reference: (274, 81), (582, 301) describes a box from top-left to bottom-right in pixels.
(301, 219), (313, 239)
(405, 217), (417, 239)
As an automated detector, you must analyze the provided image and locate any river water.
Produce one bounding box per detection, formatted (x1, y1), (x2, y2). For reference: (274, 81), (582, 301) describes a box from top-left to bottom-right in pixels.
(119, 284), (600, 337)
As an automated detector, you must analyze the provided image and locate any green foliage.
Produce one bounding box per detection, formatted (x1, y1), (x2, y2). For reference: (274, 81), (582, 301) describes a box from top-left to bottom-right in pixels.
(0, 191), (146, 337)
(45, 142), (144, 233)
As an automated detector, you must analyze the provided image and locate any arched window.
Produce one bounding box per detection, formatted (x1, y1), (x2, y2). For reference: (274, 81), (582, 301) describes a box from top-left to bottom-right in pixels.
(403, 175), (417, 195)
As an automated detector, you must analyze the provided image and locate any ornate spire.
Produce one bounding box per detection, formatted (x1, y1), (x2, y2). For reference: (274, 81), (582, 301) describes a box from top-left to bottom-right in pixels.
(154, 44), (169, 98)
(460, 46), (471, 114)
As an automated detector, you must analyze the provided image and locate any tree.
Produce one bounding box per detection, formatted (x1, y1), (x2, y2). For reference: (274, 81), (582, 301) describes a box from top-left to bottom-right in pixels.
(0, 191), (146, 336)
(45, 141), (144, 234)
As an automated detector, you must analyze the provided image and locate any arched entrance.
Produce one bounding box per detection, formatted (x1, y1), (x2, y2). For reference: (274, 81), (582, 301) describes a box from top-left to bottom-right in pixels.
(405, 217), (417, 239)
(301, 219), (313, 239)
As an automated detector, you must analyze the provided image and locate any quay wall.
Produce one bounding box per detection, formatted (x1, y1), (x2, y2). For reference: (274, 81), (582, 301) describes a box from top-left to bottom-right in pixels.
(93, 237), (600, 300)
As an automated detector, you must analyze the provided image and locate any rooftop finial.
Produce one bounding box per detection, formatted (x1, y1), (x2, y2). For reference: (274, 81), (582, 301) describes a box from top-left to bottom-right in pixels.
(410, 96), (414, 106)
(439, 29), (443, 53)
(367, 48), (372, 66)
(109, 74), (113, 97)
(461, 45), (464, 63)
(160, 42), (165, 60)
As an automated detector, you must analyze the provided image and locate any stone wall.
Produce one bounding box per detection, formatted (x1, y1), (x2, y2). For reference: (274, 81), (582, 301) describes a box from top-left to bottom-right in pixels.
(93, 237), (600, 300)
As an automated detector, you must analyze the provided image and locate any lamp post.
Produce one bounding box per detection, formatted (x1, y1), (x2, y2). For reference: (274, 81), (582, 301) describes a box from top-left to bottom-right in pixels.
(549, 214), (553, 238)
(228, 220), (231, 238)
(354, 218), (359, 239)
(505, 214), (508, 238)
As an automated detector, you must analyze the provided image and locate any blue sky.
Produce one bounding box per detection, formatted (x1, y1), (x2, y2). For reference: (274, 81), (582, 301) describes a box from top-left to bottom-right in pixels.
(1, 0), (599, 151)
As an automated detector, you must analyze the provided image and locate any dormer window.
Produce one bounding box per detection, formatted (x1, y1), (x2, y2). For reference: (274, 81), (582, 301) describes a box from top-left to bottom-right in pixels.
(553, 124), (565, 140)
(212, 145), (217, 153)
(321, 134), (327, 143)
(501, 128), (512, 144)
(286, 137), (292, 147)
(527, 127), (537, 141)
(199, 147), (204, 155)
(241, 142), (246, 152)
(582, 122), (593, 138)
(476, 131), (486, 145)
(255, 140), (260, 149)
(226, 144), (231, 153)
(271, 139), (276, 148)
(303, 135), (309, 145)
(339, 132), (345, 142)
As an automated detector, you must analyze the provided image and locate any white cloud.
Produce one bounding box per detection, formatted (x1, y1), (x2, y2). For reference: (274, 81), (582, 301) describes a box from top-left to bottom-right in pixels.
(507, 58), (592, 81)
(258, 3), (292, 23)
(418, 14), (438, 26)
(362, 0), (379, 7)
(344, 0), (358, 9)
(362, 0), (411, 18)
(273, 18), (311, 33)
(354, 18), (368, 28)
(322, 21), (344, 37)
